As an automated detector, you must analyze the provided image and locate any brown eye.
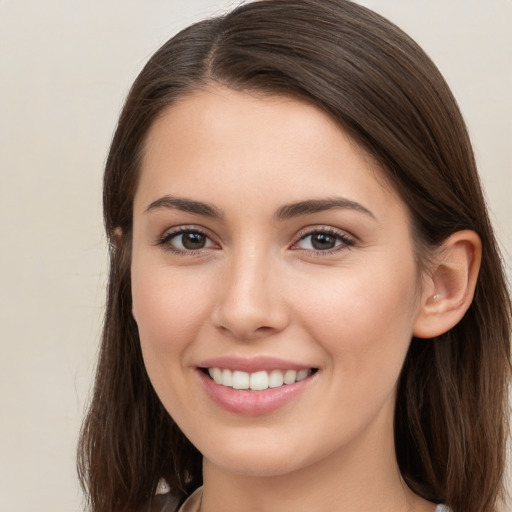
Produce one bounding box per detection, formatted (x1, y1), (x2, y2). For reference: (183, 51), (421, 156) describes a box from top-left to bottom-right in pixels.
(310, 232), (337, 250)
(293, 228), (355, 253)
(159, 229), (216, 252)
(181, 232), (207, 250)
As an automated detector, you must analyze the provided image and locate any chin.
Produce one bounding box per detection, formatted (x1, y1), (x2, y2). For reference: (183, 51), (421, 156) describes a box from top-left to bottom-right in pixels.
(207, 453), (304, 478)
(199, 433), (326, 478)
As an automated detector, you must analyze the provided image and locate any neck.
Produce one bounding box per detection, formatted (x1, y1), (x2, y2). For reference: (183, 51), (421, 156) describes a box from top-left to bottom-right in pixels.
(199, 410), (434, 512)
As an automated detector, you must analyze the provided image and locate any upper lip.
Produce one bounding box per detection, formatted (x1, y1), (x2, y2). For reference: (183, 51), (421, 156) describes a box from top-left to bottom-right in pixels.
(197, 356), (316, 373)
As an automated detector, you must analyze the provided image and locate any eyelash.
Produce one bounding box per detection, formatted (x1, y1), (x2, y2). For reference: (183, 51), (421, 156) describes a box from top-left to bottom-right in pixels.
(156, 226), (356, 256)
(291, 227), (356, 255)
(156, 227), (216, 255)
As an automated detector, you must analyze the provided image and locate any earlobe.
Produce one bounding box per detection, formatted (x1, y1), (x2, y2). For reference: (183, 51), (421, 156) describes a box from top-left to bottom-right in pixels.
(112, 226), (123, 249)
(413, 230), (482, 339)
(111, 226), (138, 323)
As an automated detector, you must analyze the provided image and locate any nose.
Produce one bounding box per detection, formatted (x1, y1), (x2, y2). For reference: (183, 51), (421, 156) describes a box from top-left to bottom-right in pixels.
(211, 249), (290, 341)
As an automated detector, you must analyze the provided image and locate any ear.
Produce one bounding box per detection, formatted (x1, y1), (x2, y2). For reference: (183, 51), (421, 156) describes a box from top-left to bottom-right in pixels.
(112, 226), (123, 248)
(413, 230), (482, 339)
(111, 227), (138, 321)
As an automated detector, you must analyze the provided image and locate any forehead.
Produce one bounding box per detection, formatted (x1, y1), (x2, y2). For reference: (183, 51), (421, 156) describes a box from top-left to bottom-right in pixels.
(135, 86), (402, 220)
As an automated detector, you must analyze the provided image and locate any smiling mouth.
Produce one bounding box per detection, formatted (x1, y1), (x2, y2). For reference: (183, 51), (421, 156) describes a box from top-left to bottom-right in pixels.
(203, 368), (318, 391)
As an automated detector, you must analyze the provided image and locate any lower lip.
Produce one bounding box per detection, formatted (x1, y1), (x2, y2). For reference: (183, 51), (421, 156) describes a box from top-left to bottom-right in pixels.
(198, 370), (316, 416)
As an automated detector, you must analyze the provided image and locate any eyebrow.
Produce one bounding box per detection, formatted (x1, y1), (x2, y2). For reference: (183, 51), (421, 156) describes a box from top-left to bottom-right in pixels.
(145, 195), (375, 221)
(145, 195), (223, 218)
(275, 197), (376, 221)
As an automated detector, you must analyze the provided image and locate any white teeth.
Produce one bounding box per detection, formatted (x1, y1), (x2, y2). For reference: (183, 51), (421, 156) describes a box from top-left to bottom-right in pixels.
(206, 367), (313, 390)
(268, 369), (284, 388)
(296, 369), (309, 382)
(210, 367), (222, 385)
(250, 371), (269, 391)
(283, 370), (297, 385)
(232, 370), (250, 390)
(221, 369), (233, 387)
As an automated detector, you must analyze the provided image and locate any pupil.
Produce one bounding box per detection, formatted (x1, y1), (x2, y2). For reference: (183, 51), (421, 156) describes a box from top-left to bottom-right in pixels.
(182, 232), (206, 250)
(312, 233), (336, 250)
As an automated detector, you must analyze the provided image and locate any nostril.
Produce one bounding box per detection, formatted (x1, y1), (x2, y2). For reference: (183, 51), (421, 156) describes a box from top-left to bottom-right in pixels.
(214, 320), (284, 341)
(255, 326), (274, 333)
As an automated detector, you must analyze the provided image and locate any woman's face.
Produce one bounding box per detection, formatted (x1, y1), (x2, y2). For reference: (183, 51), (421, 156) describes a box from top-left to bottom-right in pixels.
(131, 86), (425, 477)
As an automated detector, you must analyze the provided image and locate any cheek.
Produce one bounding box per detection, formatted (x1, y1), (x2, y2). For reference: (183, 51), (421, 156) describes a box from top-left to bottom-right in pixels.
(131, 263), (212, 366)
(296, 255), (419, 377)
(130, 263), (218, 421)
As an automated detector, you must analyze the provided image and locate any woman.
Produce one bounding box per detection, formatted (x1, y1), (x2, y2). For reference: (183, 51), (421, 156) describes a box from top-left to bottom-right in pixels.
(77, 1), (511, 511)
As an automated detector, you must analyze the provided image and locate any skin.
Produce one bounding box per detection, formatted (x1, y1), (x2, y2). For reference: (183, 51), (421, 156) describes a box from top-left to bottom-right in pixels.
(130, 86), (442, 512)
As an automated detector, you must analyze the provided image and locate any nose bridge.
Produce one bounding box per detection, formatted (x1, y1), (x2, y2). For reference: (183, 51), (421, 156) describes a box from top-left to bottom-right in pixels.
(213, 243), (288, 339)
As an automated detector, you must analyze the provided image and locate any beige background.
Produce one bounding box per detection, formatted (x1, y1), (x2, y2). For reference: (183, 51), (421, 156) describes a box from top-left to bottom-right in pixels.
(0, 1), (510, 511)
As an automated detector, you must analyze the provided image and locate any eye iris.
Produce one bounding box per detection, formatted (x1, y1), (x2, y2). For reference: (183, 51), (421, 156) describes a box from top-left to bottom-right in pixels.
(311, 232), (336, 250)
(181, 232), (206, 250)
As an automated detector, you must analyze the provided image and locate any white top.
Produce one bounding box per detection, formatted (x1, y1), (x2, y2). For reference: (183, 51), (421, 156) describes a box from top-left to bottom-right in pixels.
(176, 487), (452, 512)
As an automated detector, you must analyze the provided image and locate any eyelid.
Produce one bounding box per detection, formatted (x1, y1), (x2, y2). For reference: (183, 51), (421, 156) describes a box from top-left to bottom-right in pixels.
(154, 224), (355, 256)
(290, 225), (356, 253)
(155, 225), (220, 253)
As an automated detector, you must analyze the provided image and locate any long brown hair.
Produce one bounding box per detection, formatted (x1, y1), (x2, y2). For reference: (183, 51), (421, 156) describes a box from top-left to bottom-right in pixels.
(77, 1), (511, 511)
